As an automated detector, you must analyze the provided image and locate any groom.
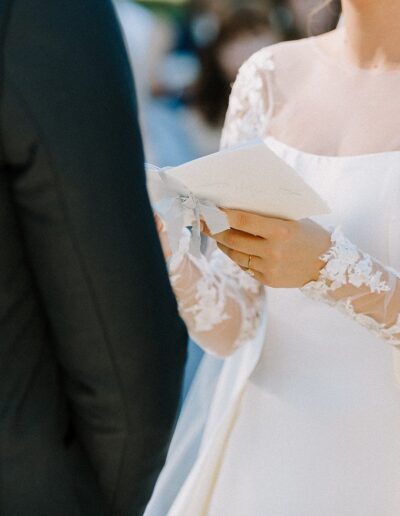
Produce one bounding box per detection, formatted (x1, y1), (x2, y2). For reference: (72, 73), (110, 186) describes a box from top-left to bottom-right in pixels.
(0, 1), (187, 515)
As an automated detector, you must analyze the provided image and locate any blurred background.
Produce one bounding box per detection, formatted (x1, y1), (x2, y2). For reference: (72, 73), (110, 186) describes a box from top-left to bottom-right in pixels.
(113, 0), (341, 398)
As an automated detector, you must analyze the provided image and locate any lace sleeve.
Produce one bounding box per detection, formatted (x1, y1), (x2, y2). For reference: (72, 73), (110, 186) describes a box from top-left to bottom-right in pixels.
(164, 51), (274, 357)
(301, 228), (400, 346)
(220, 48), (274, 149)
(167, 230), (264, 357)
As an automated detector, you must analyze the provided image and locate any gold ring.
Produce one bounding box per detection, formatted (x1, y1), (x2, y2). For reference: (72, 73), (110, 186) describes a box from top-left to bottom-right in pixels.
(246, 255), (255, 277)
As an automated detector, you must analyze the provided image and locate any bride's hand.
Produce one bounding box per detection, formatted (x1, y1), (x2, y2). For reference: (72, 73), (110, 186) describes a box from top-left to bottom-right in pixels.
(155, 214), (172, 260)
(205, 209), (331, 288)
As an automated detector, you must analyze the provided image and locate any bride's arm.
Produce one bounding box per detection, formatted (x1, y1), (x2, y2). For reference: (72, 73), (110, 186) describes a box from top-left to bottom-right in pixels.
(153, 53), (270, 357)
(301, 228), (400, 346)
(209, 209), (400, 347)
(164, 230), (264, 357)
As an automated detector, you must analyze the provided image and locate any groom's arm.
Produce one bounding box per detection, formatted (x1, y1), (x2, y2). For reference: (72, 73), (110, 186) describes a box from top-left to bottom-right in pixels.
(2, 0), (187, 513)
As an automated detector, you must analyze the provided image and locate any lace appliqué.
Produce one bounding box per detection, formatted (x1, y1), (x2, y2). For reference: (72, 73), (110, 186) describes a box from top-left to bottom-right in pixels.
(168, 229), (265, 350)
(301, 228), (400, 346)
(336, 300), (400, 345)
(221, 49), (274, 149)
(209, 251), (264, 349)
(168, 228), (191, 276)
(180, 253), (231, 333)
(308, 228), (390, 293)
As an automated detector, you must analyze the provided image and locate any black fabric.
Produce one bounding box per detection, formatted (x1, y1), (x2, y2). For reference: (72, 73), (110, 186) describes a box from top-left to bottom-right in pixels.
(0, 1), (187, 514)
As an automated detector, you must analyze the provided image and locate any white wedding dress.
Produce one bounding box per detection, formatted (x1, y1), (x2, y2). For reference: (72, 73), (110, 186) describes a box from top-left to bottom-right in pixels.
(145, 31), (400, 516)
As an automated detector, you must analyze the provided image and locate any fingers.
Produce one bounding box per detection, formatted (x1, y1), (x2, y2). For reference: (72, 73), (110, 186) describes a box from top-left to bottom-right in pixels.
(239, 266), (265, 283)
(218, 242), (266, 283)
(217, 243), (263, 272)
(209, 228), (265, 257)
(222, 209), (290, 239)
(154, 214), (166, 233)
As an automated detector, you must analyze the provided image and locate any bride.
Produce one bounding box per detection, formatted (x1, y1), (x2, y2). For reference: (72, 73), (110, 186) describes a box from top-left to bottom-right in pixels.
(146, 1), (400, 514)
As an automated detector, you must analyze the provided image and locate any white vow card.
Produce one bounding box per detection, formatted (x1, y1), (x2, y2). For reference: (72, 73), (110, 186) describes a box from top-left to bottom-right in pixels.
(165, 142), (330, 220)
(147, 142), (330, 256)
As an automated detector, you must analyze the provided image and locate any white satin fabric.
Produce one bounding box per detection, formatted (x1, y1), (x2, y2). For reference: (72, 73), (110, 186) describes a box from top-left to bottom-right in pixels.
(146, 139), (400, 516)
(199, 138), (400, 516)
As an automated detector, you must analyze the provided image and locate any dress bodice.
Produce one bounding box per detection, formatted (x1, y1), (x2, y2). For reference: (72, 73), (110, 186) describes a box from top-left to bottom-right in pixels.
(203, 136), (400, 516)
(146, 33), (400, 516)
(265, 136), (400, 268)
(206, 40), (400, 514)
(222, 31), (400, 156)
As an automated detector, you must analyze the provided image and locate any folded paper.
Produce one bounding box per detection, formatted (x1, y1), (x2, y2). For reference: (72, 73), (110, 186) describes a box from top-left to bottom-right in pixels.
(146, 142), (330, 256)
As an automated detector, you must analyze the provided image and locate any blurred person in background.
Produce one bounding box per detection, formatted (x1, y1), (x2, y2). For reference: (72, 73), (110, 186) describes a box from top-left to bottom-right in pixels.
(161, 0), (340, 160)
(113, 0), (161, 102)
(114, 0), (194, 166)
(182, 7), (282, 157)
(270, 0), (341, 39)
(0, 1), (187, 514)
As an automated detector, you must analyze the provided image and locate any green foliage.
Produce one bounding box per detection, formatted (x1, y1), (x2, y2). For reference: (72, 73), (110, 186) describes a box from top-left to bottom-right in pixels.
(135, 0), (188, 20)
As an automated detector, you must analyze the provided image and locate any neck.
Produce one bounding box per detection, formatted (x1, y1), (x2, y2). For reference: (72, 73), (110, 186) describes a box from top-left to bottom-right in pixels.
(341, 0), (400, 70)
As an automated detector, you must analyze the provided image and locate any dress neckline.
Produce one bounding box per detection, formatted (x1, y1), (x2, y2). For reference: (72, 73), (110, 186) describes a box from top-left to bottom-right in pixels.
(265, 136), (400, 162)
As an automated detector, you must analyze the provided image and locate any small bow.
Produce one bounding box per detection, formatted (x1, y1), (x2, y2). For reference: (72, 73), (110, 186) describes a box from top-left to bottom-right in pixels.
(153, 170), (229, 257)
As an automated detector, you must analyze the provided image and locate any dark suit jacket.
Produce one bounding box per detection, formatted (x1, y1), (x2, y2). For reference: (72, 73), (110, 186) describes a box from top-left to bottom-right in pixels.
(0, 1), (187, 514)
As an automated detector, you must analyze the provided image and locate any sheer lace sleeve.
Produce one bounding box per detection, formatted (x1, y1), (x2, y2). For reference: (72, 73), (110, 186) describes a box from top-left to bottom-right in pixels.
(164, 51), (273, 357)
(220, 48), (274, 149)
(168, 230), (264, 357)
(301, 228), (400, 346)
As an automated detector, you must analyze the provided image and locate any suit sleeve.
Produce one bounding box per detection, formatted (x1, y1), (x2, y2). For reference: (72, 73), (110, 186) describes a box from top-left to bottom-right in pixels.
(1, 0), (187, 513)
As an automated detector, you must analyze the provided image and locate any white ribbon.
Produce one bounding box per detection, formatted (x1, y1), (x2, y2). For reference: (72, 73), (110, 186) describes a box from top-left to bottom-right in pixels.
(150, 168), (229, 258)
